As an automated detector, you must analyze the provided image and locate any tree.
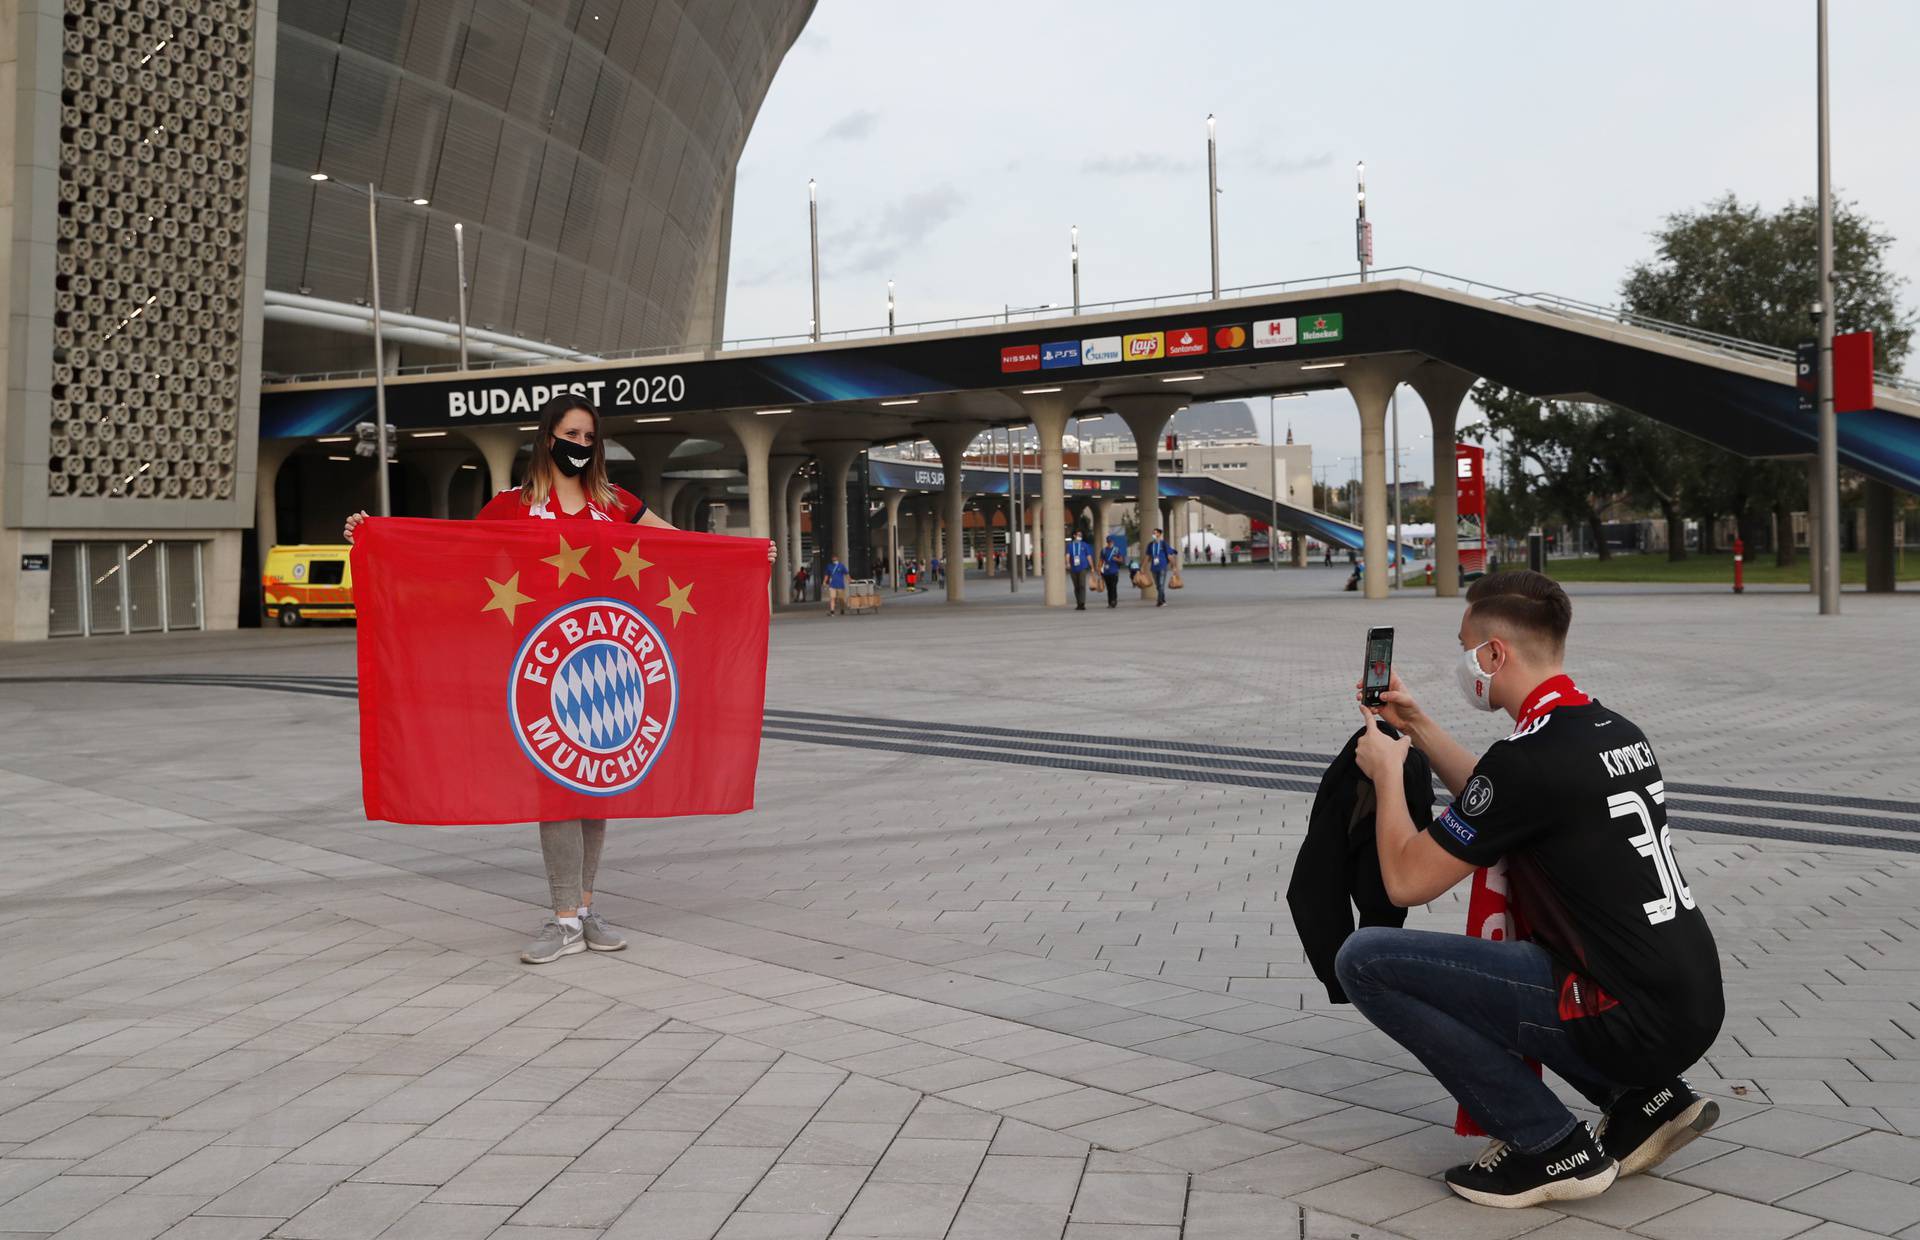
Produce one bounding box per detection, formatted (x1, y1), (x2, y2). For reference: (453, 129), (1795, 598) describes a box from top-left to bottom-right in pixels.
(1622, 193), (1912, 367)
(1612, 413), (1702, 561)
(1468, 385), (1627, 559)
(1621, 194), (1914, 564)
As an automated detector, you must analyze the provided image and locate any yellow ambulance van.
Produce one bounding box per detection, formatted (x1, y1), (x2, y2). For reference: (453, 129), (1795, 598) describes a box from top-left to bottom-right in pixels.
(262, 544), (355, 626)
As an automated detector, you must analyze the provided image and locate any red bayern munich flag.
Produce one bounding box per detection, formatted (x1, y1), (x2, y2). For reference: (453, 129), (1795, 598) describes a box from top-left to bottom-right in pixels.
(351, 517), (769, 825)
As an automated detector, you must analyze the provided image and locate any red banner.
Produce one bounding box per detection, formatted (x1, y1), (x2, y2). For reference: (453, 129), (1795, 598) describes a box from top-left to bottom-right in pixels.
(1455, 443), (1487, 575)
(351, 517), (769, 825)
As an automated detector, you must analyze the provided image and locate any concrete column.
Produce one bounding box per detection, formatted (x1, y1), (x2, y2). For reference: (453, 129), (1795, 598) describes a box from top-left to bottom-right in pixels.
(789, 478), (811, 577)
(1865, 479), (1897, 593)
(615, 432), (687, 516)
(915, 495), (934, 574)
(1026, 497), (1044, 581)
(721, 412), (787, 541)
(1170, 498), (1193, 556)
(1093, 495), (1115, 543)
(465, 427), (524, 498)
(660, 477), (691, 528)
(883, 490), (904, 588)
(925, 422), (987, 602)
(419, 449), (470, 520)
(810, 440), (866, 563)
(1292, 530), (1308, 567)
(769, 454), (808, 605)
(256, 440), (295, 550)
(1018, 392), (1083, 608)
(1408, 362), (1477, 597)
(1110, 392), (1184, 551)
(1341, 362), (1416, 600)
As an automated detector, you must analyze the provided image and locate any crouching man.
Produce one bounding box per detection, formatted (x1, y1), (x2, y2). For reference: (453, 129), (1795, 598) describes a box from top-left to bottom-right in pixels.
(1342, 570), (1724, 1209)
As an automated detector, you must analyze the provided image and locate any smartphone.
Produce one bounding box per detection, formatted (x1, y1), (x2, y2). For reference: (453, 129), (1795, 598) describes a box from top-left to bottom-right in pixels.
(1361, 626), (1395, 707)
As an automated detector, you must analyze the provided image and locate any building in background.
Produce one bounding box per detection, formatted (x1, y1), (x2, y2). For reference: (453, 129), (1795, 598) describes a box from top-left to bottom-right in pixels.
(0, 0), (814, 641)
(1077, 404), (1313, 550)
(0, 0), (814, 640)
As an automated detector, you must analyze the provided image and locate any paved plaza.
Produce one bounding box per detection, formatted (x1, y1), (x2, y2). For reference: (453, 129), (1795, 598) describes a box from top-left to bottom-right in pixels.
(2, 567), (1919, 1239)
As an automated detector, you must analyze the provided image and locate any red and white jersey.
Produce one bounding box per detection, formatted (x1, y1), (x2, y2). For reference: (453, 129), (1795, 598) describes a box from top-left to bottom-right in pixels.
(476, 485), (644, 523)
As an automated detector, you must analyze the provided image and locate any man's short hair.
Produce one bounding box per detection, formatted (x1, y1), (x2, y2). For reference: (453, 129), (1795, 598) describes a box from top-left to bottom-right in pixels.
(1465, 570), (1572, 654)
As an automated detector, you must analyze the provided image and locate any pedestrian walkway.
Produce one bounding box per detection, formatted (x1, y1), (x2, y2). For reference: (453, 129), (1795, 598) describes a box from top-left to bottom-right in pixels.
(1, 579), (1918, 1238)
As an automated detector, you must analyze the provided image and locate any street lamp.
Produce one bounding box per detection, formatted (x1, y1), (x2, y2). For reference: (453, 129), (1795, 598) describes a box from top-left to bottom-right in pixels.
(1815, 1), (1840, 614)
(1207, 115), (1221, 299)
(887, 279), (895, 336)
(1004, 302), (1053, 323)
(453, 222), (470, 369)
(1070, 225), (1081, 314)
(310, 174), (431, 518)
(808, 178), (822, 343)
(1355, 160), (1371, 282)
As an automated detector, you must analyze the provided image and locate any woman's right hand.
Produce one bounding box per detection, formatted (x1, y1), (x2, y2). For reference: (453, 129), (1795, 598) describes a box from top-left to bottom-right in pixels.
(343, 511), (369, 543)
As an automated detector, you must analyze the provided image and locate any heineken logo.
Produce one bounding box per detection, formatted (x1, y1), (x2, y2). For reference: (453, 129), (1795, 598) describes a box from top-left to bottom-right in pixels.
(1300, 312), (1344, 343)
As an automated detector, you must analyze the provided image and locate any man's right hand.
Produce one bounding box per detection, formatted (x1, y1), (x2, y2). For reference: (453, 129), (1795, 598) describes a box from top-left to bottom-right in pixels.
(1357, 671), (1428, 736)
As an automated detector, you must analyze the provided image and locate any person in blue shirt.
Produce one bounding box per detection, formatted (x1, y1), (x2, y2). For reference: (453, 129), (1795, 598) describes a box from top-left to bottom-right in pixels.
(825, 553), (850, 615)
(1145, 527), (1176, 607)
(1064, 529), (1095, 610)
(1099, 534), (1126, 609)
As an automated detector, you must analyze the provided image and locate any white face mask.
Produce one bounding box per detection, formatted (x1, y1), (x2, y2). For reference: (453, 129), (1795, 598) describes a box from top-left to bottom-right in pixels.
(1456, 641), (1498, 712)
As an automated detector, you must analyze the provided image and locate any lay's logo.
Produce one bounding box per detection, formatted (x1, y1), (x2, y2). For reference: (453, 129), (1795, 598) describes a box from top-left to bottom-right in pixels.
(1123, 332), (1164, 360)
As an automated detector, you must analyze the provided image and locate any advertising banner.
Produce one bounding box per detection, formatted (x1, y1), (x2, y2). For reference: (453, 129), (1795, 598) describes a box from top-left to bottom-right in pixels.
(1300, 313), (1344, 343)
(1081, 336), (1123, 365)
(1456, 442), (1488, 575)
(1123, 332), (1165, 361)
(1166, 327), (1209, 358)
(1213, 325), (1248, 351)
(1040, 341), (1082, 369)
(1252, 317), (1297, 348)
(1000, 344), (1041, 373)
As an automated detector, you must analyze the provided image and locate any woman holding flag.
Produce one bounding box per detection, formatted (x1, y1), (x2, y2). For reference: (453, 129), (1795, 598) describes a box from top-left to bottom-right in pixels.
(345, 392), (774, 965)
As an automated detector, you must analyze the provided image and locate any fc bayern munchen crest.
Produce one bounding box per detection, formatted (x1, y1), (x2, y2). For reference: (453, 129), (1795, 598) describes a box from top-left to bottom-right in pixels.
(510, 597), (679, 795)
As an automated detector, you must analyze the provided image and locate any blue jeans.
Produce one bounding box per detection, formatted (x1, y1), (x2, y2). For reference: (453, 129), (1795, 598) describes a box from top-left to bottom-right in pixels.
(1151, 567), (1167, 603)
(1334, 927), (1625, 1152)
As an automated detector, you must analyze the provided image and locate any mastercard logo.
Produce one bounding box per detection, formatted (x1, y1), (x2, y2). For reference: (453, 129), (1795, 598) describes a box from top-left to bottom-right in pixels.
(1214, 326), (1248, 349)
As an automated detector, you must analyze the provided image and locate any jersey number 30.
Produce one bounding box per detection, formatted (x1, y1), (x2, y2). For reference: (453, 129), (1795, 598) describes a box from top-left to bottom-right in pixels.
(1608, 782), (1695, 925)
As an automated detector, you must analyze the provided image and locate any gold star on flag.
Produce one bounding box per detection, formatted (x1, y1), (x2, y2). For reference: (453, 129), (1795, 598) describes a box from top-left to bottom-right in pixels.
(612, 542), (654, 587)
(541, 535), (590, 585)
(657, 578), (697, 628)
(482, 572), (534, 625)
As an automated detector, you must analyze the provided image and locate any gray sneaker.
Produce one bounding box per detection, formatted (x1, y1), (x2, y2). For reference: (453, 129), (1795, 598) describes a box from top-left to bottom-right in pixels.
(580, 910), (627, 952)
(521, 919), (585, 964)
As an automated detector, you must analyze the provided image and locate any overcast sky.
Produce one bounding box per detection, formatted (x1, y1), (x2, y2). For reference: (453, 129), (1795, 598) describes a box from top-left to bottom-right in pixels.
(724, 1), (1920, 485)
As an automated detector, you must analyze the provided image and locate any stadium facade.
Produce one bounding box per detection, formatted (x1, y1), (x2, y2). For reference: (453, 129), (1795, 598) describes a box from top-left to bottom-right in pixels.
(0, 0), (814, 640)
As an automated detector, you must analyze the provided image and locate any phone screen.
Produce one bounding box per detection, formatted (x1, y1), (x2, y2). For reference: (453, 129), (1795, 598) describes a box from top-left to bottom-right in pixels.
(1362, 627), (1394, 701)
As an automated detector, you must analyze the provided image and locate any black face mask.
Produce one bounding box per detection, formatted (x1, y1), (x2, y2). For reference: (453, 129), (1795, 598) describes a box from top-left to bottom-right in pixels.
(551, 439), (592, 478)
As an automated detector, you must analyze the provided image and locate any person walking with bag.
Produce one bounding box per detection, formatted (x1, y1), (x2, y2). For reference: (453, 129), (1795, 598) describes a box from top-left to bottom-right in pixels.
(1145, 527), (1175, 607)
(344, 393), (773, 965)
(1065, 529), (1094, 610)
(1100, 534), (1125, 609)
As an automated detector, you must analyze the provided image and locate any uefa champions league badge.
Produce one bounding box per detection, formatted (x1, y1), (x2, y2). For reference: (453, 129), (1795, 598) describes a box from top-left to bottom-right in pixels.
(510, 597), (679, 794)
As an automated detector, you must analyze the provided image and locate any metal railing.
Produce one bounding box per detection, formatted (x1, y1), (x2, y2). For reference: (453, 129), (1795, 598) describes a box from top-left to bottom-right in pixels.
(262, 264), (1919, 398)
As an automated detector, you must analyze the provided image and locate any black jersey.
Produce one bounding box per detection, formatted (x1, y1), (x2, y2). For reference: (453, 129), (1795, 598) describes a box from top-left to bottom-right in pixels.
(1427, 676), (1724, 1084)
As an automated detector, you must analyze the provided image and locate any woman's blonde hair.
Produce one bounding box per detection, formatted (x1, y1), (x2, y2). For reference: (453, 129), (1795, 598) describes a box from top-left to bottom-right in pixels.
(520, 393), (617, 510)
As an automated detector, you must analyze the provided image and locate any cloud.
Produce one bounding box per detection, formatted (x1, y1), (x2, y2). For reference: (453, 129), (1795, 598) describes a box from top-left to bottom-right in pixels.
(823, 185), (967, 276)
(1251, 150), (1334, 175)
(1081, 152), (1200, 177)
(821, 109), (878, 142)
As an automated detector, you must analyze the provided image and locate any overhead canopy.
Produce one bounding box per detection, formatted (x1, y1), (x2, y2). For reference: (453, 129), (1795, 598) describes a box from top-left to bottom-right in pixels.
(260, 278), (1920, 493)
